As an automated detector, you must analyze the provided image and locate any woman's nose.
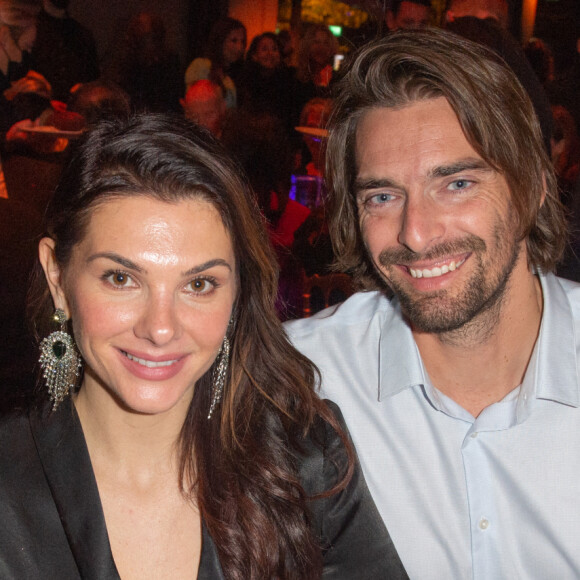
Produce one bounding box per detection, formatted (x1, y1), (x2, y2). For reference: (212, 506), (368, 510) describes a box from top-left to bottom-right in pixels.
(133, 292), (180, 346)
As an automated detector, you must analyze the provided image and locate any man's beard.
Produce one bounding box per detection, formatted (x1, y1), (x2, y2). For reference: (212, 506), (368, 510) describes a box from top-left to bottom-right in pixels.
(378, 229), (520, 335)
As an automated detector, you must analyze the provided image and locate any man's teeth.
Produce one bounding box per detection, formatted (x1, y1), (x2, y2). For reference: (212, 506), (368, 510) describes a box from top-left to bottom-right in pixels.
(125, 352), (177, 367)
(409, 259), (465, 279)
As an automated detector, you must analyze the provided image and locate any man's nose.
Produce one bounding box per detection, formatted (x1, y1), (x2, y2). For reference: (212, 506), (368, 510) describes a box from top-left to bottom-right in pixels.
(398, 196), (445, 254)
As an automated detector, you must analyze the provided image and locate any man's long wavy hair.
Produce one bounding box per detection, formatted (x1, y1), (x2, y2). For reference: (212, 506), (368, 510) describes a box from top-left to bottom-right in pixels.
(28, 114), (352, 579)
(326, 29), (567, 290)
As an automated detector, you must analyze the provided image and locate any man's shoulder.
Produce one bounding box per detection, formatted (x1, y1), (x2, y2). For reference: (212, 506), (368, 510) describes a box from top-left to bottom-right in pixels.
(285, 290), (395, 340)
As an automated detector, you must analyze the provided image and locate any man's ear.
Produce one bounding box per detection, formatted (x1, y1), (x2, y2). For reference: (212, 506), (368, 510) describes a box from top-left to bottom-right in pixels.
(38, 237), (70, 316)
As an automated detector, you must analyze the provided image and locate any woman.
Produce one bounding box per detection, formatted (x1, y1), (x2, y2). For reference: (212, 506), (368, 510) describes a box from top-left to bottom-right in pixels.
(237, 32), (300, 133)
(185, 17), (246, 109)
(0, 114), (407, 579)
(296, 24), (338, 97)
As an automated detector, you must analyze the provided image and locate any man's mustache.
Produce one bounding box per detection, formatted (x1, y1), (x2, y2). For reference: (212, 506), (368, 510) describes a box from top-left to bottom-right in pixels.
(378, 237), (486, 268)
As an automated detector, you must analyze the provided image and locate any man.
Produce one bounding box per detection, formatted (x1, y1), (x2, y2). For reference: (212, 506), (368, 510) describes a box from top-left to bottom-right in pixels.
(180, 79), (227, 140)
(386, 0), (432, 31)
(286, 29), (577, 578)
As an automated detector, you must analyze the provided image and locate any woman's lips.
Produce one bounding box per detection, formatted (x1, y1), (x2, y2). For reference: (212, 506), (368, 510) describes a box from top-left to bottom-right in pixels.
(118, 349), (188, 380)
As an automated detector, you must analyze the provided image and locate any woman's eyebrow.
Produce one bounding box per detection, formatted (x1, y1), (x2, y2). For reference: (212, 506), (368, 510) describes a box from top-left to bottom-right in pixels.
(87, 252), (143, 272)
(182, 259), (232, 277)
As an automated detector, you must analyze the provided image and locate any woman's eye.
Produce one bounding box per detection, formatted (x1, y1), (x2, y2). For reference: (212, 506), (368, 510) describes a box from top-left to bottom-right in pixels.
(104, 271), (136, 288)
(187, 278), (216, 294)
(448, 179), (473, 191)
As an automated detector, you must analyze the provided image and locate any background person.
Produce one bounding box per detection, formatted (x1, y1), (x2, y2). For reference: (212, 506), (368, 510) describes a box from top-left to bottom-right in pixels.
(104, 12), (182, 113)
(237, 31), (299, 133)
(386, 0), (432, 31)
(184, 17), (246, 109)
(180, 79), (226, 139)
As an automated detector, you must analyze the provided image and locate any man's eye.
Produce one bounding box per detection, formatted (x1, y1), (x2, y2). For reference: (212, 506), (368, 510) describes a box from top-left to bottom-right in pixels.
(367, 192), (394, 205)
(448, 179), (473, 191)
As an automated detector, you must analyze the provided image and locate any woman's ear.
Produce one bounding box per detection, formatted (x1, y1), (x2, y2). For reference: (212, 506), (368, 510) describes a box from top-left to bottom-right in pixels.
(38, 237), (70, 316)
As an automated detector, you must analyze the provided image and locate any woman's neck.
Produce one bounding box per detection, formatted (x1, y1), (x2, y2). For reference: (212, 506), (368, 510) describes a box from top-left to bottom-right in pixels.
(73, 383), (189, 484)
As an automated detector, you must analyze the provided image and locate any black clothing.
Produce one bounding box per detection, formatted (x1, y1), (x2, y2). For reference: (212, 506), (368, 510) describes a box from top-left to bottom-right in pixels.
(0, 397), (408, 579)
(0, 52), (34, 135)
(32, 10), (99, 101)
(237, 62), (303, 134)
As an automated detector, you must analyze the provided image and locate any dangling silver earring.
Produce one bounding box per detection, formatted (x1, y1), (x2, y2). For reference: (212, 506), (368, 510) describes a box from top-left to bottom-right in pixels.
(207, 334), (230, 420)
(39, 308), (82, 411)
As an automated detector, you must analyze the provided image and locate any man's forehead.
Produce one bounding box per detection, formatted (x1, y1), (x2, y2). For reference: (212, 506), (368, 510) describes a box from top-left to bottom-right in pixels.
(353, 99), (494, 178)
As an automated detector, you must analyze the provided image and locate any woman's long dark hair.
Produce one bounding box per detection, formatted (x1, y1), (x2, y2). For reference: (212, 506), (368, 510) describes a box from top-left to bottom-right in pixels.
(28, 114), (352, 579)
(205, 17), (246, 74)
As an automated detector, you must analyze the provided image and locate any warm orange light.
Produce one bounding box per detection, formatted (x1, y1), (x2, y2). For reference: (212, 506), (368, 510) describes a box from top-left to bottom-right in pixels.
(229, 0), (278, 48)
(522, 0), (538, 44)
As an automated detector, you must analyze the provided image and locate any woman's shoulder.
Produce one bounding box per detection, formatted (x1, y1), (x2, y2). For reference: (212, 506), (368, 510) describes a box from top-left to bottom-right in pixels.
(0, 405), (48, 512)
(0, 400), (54, 478)
(0, 405), (33, 452)
(295, 400), (349, 497)
(298, 401), (409, 579)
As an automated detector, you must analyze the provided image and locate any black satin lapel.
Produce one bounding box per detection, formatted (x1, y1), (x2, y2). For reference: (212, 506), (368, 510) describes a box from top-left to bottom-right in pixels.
(29, 399), (121, 580)
(197, 522), (226, 579)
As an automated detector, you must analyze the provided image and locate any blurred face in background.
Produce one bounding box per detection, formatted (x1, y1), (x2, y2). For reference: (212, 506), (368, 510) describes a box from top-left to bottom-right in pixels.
(222, 28), (246, 66)
(252, 36), (281, 70)
(387, 2), (430, 30)
(309, 29), (334, 68)
(181, 81), (226, 139)
(0, 0), (40, 28)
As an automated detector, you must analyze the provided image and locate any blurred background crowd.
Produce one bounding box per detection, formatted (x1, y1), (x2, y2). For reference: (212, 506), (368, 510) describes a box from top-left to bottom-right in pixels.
(1, 0), (580, 402)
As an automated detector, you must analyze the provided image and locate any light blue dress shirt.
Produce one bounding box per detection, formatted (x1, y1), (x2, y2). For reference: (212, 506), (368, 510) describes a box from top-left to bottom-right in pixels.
(285, 273), (580, 579)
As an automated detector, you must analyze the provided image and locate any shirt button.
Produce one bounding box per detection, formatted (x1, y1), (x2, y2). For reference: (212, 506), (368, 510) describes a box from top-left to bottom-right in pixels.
(470, 432), (478, 438)
(479, 518), (489, 530)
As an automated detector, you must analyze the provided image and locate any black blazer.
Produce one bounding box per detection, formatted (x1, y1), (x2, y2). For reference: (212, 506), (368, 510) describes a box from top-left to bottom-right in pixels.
(0, 398), (407, 579)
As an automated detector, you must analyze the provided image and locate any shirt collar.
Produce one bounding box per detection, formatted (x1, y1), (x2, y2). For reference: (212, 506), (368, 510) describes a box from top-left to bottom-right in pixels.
(533, 273), (579, 406)
(378, 273), (580, 407)
(378, 296), (425, 401)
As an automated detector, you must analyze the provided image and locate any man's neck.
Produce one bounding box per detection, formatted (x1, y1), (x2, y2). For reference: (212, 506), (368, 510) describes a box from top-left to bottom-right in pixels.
(413, 266), (543, 418)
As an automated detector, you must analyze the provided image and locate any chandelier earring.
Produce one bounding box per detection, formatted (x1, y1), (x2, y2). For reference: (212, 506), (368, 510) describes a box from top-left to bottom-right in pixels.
(38, 308), (82, 410)
(207, 330), (231, 420)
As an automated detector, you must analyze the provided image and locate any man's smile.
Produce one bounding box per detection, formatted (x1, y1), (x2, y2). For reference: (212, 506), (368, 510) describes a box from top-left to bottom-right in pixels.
(408, 256), (467, 279)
